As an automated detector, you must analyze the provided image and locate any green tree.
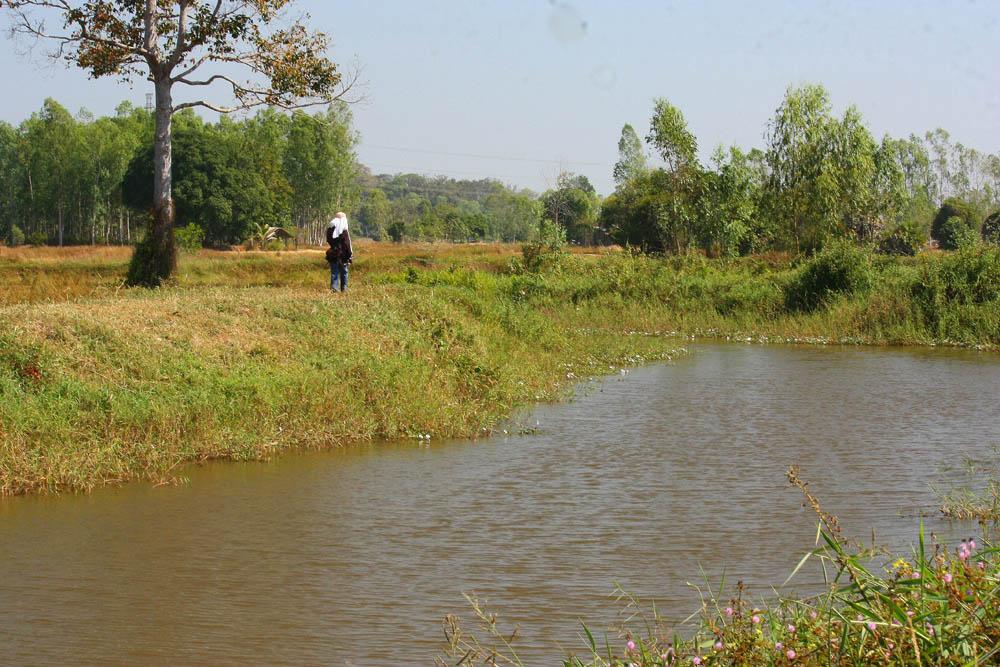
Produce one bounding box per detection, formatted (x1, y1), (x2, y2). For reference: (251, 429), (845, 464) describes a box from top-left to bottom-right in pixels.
(982, 211), (1000, 245)
(4, 0), (353, 285)
(356, 188), (391, 240)
(17, 99), (84, 246)
(124, 112), (287, 246)
(540, 172), (597, 244)
(643, 98), (702, 253)
(284, 103), (359, 244)
(931, 197), (977, 249)
(700, 144), (758, 257)
(762, 83), (903, 252)
(613, 123), (648, 188)
(0, 121), (19, 244)
(483, 189), (540, 242)
(646, 98), (698, 172)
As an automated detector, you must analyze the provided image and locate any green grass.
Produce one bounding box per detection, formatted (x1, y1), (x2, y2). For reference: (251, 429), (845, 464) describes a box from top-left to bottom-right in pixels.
(3, 241), (1000, 494)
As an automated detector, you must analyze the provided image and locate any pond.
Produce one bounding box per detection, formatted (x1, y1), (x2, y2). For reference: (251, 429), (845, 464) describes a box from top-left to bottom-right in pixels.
(2, 343), (998, 664)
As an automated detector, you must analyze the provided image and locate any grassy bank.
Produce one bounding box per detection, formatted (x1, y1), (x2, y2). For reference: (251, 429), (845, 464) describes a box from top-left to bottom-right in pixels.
(2, 241), (1000, 494)
(0, 243), (679, 494)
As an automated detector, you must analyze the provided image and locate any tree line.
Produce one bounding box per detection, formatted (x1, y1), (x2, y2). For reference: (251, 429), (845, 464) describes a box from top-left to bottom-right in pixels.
(0, 98), (563, 249)
(601, 83), (1000, 256)
(4, 83), (998, 256)
(0, 98), (361, 249)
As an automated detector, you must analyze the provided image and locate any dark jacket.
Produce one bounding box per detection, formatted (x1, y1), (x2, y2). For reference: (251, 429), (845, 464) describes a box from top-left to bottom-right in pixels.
(325, 227), (353, 265)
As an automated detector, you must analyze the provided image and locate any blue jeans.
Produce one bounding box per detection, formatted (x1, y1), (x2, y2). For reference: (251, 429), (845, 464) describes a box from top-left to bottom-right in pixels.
(330, 262), (348, 291)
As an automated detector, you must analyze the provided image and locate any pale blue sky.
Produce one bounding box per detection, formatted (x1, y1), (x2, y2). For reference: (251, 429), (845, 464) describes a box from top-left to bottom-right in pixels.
(2, 0), (998, 195)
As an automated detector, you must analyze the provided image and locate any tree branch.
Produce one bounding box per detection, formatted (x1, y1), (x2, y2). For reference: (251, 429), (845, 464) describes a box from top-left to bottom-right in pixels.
(167, 0), (191, 69)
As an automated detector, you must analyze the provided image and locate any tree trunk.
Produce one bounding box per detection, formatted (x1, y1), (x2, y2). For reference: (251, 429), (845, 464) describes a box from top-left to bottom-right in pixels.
(126, 75), (176, 285)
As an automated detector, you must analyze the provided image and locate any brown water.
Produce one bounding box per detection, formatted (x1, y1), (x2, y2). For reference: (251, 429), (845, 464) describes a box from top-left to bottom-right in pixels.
(2, 343), (999, 665)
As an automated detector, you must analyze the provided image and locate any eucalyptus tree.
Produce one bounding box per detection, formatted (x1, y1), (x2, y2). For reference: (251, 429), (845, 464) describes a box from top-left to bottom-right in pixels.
(701, 144), (759, 257)
(4, 0), (354, 285)
(483, 189), (540, 242)
(0, 122), (20, 244)
(18, 99), (84, 245)
(644, 97), (702, 253)
(284, 103), (359, 244)
(763, 83), (904, 252)
(613, 123), (648, 188)
(79, 114), (144, 244)
(356, 187), (390, 240)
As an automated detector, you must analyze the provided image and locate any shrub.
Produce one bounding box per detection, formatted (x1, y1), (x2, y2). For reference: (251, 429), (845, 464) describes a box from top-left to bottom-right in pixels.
(516, 218), (567, 273)
(982, 210), (1000, 244)
(909, 244), (1000, 340)
(938, 216), (979, 251)
(387, 221), (406, 243)
(9, 225), (24, 247)
(784, 241), (875, 311)
(931, 197), (976, 244)
(174, 222), (205, 254)
(876, 220), (924, 256)
(27, 231), (47, 247)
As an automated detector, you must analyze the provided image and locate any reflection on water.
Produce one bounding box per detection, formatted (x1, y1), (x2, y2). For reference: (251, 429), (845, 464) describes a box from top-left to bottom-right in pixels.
(2, 343), (999, 664)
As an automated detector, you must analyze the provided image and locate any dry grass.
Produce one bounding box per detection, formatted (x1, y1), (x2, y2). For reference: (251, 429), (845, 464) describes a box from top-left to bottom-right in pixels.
(0, 244), (134, 263)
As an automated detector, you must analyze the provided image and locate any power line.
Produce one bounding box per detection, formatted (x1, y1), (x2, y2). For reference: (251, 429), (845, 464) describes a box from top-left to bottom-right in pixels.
(359, 142), (612, 168)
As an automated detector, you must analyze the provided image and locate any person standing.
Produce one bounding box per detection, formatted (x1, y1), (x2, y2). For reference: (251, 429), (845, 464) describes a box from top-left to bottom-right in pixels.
(325, 211), (353, 291)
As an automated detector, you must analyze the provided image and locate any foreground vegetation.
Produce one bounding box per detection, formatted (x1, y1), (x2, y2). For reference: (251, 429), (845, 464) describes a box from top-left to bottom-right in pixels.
(440, 469), (1000, 666)
(3, 241), (1000, 495)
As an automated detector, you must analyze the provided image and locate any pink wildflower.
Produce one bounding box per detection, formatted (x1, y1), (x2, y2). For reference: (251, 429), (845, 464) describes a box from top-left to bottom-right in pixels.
(787, 624), (795, 633)
(786, 649), (795, 659)
(867, 622), (877, 631)
(979, 562), (986, 570)
(627, 640), (636, 651)
(725, 607), (733, 616)
(775, 642), (783, 650)
(810, 611), (817, 619)
(714, 641), (722, 650)
(692, 658), (702, 665)
(944, 573), (953, 583)
(752, 615), (760, 624)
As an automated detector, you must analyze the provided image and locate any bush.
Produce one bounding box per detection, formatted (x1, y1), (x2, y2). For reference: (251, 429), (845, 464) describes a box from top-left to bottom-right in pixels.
(877, 220), (924, 256)
(9, 225), (24, 247)
(931, 197), (976, 244)
(27, 231), (47, 247)
(516, 218), (567, 273)
(909, 244), (1000, 340)
(387, 221), (406, 243)
(982, 210), (1000, 244)
(174, 222), (205, 254)
(785, 241), (875, 311)
(938, 216), (979, 251)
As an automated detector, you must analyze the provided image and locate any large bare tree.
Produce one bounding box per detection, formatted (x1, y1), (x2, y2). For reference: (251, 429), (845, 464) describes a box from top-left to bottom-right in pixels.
(4, 0), (356, 285)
